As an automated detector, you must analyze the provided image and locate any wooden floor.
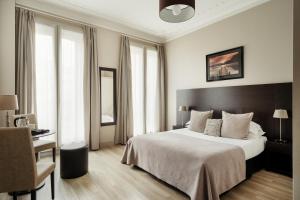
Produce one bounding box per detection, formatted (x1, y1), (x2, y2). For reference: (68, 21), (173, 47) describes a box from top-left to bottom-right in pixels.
(0, 145), (293, 200)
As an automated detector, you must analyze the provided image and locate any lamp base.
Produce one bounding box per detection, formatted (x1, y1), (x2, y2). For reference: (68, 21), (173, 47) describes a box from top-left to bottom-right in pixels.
(274, 139), (288, 144)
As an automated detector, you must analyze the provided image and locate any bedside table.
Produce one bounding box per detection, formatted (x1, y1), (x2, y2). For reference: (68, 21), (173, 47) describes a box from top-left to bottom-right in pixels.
(265, 140), (292, 177)
(172, 125), (184, 130)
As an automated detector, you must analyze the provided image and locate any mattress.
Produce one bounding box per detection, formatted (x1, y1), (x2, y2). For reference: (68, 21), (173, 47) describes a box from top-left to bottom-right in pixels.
(170, 128), (267, 160)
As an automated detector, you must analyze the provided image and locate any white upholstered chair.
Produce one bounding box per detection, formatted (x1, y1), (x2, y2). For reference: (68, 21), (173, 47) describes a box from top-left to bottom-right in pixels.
(0, 127), (55, 200)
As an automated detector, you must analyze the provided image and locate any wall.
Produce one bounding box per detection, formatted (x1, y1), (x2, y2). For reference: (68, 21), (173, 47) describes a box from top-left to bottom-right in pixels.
(0, 0), (16, 127)
(97, 28), (121, 145)
(293, 0), (300, 198)
(165, 0), (293, 129)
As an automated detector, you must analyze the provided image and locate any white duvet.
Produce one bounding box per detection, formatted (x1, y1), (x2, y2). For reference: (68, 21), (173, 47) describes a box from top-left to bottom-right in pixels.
(169, 128), (267, 160)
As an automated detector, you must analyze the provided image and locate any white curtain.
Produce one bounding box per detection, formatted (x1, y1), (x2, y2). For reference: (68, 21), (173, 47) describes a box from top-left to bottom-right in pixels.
(35, 23), (57, 136)
(35, 21), (85, 146)
(130, 43), (166, 136)
(131, 45), (144, 136)
(59, 28), (85, 145)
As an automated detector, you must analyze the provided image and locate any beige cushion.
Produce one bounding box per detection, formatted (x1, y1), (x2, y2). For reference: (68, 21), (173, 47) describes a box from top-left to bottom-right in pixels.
(221, 111), (254, 139)
(188, 110), (213, 133)
(36, 162), (55, 186)
(204, 119), (222, 137)
(33, 140), (56, 153)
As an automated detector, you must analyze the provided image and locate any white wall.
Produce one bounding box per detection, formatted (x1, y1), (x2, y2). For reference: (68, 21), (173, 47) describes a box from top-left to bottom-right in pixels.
(293, 0), (300, 198)
(165, 0), (293, 129)
(97, 28), (120, 145)
(0, 0), (15, 127)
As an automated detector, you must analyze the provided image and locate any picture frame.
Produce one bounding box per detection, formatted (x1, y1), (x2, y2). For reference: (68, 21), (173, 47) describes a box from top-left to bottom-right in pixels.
(206, 46), (244, 82)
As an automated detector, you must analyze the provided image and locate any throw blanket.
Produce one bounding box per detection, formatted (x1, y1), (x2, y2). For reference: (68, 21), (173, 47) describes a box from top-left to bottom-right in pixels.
(121, 132), (246, 200)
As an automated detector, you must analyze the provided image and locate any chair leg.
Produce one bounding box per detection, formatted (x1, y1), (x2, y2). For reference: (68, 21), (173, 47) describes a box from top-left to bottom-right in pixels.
(51, 171), (55, 199)
(12, 192), (17, 200)
(31, 190), (36, 200)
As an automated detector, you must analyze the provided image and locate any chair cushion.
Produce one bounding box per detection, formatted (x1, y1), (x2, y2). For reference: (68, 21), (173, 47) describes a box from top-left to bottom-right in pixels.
(36, 162), (55, 186)
(33, 140), (56, 153)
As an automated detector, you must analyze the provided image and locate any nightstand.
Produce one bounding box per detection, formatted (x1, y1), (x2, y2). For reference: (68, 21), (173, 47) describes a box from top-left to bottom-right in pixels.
(172, 125), (184, 130)
(265, 140), (292, 177)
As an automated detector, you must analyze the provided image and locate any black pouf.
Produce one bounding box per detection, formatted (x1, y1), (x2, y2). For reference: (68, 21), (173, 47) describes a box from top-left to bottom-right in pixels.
(60, 142), (88, 179)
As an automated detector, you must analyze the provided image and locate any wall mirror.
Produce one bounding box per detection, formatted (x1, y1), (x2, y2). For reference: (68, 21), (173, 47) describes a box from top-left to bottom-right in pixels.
(100, 67), (117, 126)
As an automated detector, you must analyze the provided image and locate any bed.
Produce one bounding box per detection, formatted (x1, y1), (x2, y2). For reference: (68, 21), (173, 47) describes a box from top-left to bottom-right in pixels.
(121, 83), (291, 200)
(121, 128), (267, 200)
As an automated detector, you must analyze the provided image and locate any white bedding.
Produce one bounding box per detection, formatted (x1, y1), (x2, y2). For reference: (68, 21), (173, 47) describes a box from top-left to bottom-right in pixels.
(169, 128), (267, 160)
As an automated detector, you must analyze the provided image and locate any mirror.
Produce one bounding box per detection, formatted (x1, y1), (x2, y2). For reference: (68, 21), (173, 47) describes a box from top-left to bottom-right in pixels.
(100, 67), (117, 126)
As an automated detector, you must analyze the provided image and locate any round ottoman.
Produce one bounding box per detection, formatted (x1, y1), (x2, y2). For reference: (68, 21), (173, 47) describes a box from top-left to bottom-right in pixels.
(60, 142), (88, 179)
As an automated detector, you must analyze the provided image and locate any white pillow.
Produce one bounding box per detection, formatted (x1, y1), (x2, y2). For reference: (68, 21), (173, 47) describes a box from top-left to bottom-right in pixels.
(188, 110), (213, 133)
(185, 120), (191, 127)
(249, 121), (265, 136)
(204, 119), (222, 137)
(221, 111), (254, 139)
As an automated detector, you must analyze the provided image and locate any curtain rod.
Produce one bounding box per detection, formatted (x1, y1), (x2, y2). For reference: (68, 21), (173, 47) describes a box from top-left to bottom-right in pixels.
(15, 3), (162, 46)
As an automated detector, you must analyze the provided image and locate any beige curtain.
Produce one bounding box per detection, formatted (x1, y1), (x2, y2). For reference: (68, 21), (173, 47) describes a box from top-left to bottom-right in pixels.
(83, 26), (101, 150)
(115, 36), (133, 144)
(15, 8), (36, 114)
(157, 45), (166, 131)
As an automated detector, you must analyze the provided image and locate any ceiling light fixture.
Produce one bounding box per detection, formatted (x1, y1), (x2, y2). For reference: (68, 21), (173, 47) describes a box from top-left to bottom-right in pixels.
(159, 0), (195, 23)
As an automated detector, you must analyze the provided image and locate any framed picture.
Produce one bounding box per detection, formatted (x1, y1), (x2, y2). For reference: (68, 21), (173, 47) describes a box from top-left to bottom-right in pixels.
(206, 46), (244, 82)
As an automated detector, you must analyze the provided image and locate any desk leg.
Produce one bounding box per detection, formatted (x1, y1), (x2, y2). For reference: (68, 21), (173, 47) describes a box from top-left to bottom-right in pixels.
(52, 148), (56, 162)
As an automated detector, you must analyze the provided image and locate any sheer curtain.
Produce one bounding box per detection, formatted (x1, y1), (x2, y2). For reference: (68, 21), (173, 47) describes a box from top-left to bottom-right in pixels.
(130, 45), (144, 136)
(35, 23), (57, 139)
(146, 49), (159, 133)
(35, 20), (85, 146)
(130, 43), (162, 136)
(59, 28), (84, 145)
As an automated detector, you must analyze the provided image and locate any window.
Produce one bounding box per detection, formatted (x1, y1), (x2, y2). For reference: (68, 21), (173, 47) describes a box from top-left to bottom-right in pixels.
(35, 23), (57, 141)
(35, 21), (84, 145)
(130, 44), (159, 136)
(59, 28), (84, 145)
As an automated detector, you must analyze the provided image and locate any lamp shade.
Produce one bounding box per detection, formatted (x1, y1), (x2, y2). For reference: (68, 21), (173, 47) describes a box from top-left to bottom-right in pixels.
(159, 0), (195, 23)
(178, 106), (188, 112)
(273, 109), (288, 119)
(0, 95), (19, 110)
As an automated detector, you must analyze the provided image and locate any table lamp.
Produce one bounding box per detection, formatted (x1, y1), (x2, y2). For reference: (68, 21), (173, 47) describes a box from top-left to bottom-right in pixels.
(178, 106), (188, 127)
(273, 109), (288, 143)
(0, 95), (19, 127)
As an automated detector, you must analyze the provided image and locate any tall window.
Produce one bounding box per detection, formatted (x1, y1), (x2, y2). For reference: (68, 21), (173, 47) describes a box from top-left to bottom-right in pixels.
(130, 44), (158, 136)
(35, 21), (84, 145)
(35, 23), (57, 141)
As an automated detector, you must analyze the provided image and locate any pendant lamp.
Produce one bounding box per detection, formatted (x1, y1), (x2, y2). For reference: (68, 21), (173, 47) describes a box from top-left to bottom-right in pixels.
(159, 0), (195, 23)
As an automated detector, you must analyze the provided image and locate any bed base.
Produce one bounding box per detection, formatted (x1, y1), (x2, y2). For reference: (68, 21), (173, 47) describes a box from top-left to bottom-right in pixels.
(246, 151), (265, 178)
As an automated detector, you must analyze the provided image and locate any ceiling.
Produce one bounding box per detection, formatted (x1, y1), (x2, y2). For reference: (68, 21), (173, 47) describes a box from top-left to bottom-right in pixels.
(32, 0), (269, 42)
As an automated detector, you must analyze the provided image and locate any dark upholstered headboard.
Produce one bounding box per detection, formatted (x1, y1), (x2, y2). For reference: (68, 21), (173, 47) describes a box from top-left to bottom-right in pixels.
(176, 83), (292, 141)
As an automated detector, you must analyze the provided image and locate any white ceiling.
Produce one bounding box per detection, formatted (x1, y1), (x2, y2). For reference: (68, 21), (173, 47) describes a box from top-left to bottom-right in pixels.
(30, 0), (269, 42)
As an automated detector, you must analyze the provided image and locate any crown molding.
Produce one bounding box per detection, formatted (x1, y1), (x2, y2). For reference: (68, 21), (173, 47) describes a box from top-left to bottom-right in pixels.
(16, 0), (165, 43)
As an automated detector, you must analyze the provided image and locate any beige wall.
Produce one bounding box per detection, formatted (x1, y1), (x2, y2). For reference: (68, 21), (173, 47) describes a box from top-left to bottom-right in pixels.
(293, 0), (300, 198)
(0, 0), (15, 127)
(165, 0), (293, 129)
(97, 28), (121, 145)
